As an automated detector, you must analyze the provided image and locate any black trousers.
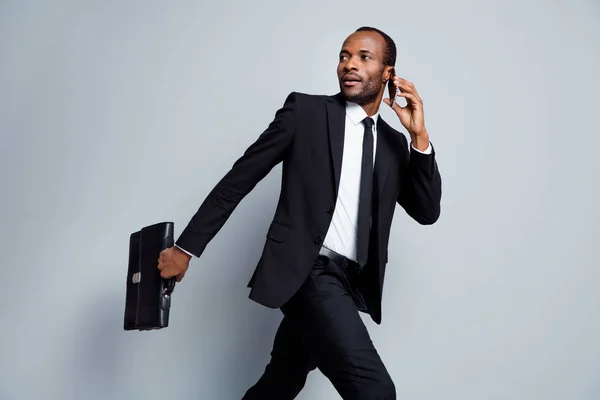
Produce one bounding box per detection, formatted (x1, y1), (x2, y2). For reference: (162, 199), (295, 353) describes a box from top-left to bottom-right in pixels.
(242, 255), (396, 400)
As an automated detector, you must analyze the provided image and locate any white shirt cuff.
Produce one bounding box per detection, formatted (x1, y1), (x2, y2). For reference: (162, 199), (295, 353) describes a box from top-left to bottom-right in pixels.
(411, 142), (432, 154)
(175, 244), (195, 258)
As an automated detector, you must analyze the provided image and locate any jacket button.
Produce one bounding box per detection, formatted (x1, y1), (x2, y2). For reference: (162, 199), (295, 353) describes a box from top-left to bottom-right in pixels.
(314, 236), (322, 244)
(326, 206), (334, 213)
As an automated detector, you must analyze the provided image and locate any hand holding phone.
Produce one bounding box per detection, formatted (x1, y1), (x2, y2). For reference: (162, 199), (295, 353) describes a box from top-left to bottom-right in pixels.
(383, 74), (428, 140)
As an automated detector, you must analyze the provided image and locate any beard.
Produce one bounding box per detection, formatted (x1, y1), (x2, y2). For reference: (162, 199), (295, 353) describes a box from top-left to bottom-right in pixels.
(339, 74), (382, 105)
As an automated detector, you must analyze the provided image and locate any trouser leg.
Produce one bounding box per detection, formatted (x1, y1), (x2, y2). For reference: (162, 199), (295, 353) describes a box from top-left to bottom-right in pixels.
(281, 256), (396, 400)
(242, 315), (316, 399)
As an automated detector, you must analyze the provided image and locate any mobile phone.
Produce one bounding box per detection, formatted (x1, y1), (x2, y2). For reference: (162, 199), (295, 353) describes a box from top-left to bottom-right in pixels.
(387, 69), (398, 107)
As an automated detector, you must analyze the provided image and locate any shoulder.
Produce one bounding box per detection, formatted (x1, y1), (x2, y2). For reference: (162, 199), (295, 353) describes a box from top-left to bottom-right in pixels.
(280, 91), (338, 118)
(283, 91), (335, 104)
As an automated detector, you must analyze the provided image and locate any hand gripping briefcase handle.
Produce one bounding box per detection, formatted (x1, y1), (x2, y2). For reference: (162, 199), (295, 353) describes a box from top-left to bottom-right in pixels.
(124, 221), (177, 331)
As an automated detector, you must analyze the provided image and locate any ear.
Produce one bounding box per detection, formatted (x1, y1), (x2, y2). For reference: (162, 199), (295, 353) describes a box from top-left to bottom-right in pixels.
(383, 66), (395, 82)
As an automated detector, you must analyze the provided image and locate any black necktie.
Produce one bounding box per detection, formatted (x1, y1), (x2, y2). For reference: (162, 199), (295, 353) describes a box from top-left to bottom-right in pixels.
(356, 117), (374, 267)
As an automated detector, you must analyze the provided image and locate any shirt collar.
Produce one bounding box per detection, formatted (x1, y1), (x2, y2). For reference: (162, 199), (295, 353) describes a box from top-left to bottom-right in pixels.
(345, 101), (380, 127)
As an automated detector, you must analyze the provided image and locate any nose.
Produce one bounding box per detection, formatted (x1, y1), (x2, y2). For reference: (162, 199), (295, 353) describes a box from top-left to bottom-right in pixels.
(343, 56), (359, 72)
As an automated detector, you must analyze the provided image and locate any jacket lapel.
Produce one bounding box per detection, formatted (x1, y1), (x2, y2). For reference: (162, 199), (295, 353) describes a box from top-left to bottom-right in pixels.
(374, 116), (393, 198)
(325, 94), (394, 198)
(325, 93), (346, 196)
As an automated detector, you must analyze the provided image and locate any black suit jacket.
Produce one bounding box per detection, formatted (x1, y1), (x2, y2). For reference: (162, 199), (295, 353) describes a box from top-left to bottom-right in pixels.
(175, 91), (442, 324)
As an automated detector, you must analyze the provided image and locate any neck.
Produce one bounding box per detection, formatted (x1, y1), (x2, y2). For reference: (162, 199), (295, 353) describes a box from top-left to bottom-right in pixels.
(359, 89), (385, 117)
(360, 103), (380, 117)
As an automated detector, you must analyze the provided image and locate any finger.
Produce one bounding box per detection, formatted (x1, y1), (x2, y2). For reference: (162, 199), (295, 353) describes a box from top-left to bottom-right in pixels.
(394, 78), (419, 97)
(175, 273), (184, 282)
(395, 82), (418, 98)
(394, 77), (416, 89)
(391, 100), (406, 114)
(384, 97), (407, 114)
(396, 92), (422, 108)
(160, 268), (174, 279)
(383, 97), (402, 109)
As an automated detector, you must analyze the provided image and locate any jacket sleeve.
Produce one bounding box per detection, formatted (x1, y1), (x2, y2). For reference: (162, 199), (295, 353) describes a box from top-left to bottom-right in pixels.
(175, 92), (299, 257)
(397, 138), (442, 225)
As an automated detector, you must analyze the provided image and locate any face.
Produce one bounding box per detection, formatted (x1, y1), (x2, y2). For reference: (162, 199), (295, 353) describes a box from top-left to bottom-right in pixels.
(337, 31), (391, 105)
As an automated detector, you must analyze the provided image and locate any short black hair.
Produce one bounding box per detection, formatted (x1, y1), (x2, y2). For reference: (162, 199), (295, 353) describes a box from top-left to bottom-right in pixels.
(355, 26), (396, 67)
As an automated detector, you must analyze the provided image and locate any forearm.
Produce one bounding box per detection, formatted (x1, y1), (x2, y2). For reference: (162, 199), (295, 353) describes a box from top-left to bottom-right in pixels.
(175, 173), (250, 257)
(398, 142), (442, 225)
(175, 92), (298, 257)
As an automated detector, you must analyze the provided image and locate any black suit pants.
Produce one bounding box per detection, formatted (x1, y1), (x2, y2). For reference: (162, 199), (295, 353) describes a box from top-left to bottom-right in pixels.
(242, 254), (396, 400)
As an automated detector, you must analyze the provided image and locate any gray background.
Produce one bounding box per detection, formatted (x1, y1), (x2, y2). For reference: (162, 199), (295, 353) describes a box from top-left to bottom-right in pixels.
(1, 0), (599, 399)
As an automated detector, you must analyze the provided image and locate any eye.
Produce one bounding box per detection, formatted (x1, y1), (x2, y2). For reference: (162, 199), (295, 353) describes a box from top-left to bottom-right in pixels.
(362, 55), (372, 60)
(339, 55), (348, 61)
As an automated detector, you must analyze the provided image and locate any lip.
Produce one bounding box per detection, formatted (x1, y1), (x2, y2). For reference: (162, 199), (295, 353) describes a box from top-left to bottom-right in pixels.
(342, 74), (362, 88)
(342, 73), (361, 82)
(343, 81), (361, 88)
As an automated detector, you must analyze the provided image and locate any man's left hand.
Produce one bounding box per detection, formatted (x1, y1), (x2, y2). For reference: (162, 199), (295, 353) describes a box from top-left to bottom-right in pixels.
(383, 76), (429, 150)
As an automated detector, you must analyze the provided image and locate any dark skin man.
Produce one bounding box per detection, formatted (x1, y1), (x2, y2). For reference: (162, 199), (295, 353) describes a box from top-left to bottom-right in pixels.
(157, 30), (432, 279)
(154, 26), (442, 398)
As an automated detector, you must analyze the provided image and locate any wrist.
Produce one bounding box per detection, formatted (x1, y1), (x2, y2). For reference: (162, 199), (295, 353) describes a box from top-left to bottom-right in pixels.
(410, 131), (430, 152)
(174, 246), (192, 262)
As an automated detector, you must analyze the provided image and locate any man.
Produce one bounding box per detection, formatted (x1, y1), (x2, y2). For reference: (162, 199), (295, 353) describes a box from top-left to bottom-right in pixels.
(157, 26), (442, 399)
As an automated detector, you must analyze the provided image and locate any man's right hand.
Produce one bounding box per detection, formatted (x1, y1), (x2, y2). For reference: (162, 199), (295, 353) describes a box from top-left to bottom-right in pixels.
(157, 246), (192, 282)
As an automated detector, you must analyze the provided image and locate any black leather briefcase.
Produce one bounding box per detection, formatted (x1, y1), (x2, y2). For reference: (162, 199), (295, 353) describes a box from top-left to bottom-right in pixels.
(124, 221), (177, 331)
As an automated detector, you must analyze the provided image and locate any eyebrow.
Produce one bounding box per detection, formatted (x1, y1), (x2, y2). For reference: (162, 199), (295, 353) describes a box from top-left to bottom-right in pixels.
(340, 49), (376, 56)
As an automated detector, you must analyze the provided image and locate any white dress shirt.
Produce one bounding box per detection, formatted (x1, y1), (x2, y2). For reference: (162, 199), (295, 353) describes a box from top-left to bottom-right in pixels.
(322, 102), (430, 262)
(176, 101), (431, 260)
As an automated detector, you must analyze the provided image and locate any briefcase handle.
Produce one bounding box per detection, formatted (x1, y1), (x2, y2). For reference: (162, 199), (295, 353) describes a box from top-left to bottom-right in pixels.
(162, 277), (176, 296)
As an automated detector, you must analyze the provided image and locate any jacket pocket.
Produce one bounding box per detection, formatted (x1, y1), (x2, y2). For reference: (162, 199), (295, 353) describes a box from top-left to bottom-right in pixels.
(266, 221), (290, 243)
